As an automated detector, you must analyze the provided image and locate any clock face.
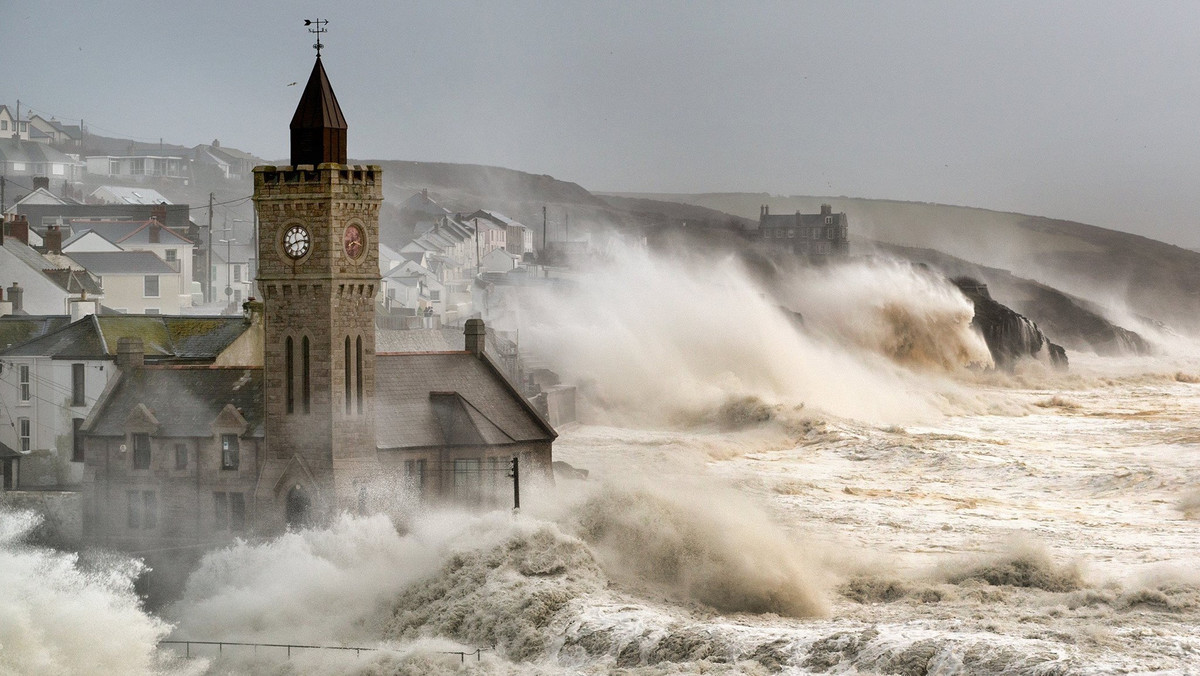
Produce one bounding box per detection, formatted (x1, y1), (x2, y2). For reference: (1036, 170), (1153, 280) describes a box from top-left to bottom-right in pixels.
(283, 225), (311, 259)
(343, 224), (365, 260)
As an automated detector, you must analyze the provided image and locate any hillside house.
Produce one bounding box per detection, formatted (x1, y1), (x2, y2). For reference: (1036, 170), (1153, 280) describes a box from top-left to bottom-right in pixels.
(66, 251), (183, 314)
(0, 139), (84, 182)
(758, 204), (849, 257)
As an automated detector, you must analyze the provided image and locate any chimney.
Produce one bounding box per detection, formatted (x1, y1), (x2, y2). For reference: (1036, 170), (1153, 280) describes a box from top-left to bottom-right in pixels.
(7, 282), (23, 313)
(464, 318), (486, 358)
(44, 224), (63, 255)
(761, 205), (769, 217)
(32, 176), (49, 191)
(0, 287), (9, 317)
(9, 215), (29, 245)
(149, 221), (161, 243)
(116, 337), (145, 370)
(69, 291), (98, 322)
(821, 204), (832, 216)
(422, 188), (428, 198)
(151, 203), (167, 226)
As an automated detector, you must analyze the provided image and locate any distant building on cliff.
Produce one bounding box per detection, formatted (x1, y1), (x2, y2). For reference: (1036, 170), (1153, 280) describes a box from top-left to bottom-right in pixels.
(758, 204), (849, 257)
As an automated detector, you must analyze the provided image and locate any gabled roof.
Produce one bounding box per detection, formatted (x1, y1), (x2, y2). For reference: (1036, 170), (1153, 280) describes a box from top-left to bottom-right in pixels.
(374, 352), (555, 450)
(42, 268), (104, 296)
(82, 219), (191, 246)
(290, 57), (347, 166)
(0, 316), (71, 352)
(67, 251), (176, 275)
(7, 187), (66, 210)
(85, 367), (265, 438)
(468, 210), (525, 229)
(0, 238), (98, 295)
(400, 191), (452, 218)
(1, 315), (249, 360)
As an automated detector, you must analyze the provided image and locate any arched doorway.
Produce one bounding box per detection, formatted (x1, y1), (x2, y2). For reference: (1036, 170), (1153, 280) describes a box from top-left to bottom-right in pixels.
(285, 484), (311, 529)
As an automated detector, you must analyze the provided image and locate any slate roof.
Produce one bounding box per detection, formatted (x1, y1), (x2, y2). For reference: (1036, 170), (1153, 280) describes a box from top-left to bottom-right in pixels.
(90, 186), (172, 205)
(1, 315), (249, 360)
(0, 440), (20, 459)
(15, 204), (192, 232)
(41, 268), (104, 296)
(374, 352), (555, 450)
(0, 138), (77, 165)
(85, 367), (265, 438)
(760, 212), (847, 229)
(67, 251), (176, 275)
(66, 220), (192, 246)
(0, 316), (71, 352)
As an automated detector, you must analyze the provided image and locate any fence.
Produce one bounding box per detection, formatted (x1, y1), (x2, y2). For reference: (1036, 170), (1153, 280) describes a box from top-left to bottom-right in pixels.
(158, 640), (484, 663)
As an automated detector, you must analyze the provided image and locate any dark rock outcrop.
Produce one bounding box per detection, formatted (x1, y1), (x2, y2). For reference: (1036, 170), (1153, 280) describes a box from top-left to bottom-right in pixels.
(952, 277), (1068, 370)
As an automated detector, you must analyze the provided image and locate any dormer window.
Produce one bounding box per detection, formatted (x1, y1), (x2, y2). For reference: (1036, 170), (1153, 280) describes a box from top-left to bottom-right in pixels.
(132, 433), (151, 469)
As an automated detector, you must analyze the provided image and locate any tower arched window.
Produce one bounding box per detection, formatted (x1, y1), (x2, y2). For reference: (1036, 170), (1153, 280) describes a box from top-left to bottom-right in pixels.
(285, 336), (295, 414)
(302, 336), (311, 413)
(356, 336), (363, 415)
(345, 336), (352, 415)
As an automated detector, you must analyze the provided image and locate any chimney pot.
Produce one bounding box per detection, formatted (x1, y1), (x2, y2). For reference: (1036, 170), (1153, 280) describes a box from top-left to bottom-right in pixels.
(44, 224), (63, 255)
(32, 176), (49, 191)
(464, 318), (486, 358)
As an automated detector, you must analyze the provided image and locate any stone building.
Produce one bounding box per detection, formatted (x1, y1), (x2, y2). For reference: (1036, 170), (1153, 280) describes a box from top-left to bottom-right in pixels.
(79, 53), (555, 547)
(758, 204), (849, 257)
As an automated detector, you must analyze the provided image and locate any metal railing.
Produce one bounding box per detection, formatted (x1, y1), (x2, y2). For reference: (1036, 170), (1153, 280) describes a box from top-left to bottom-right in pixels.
(158, 640), (484, 663)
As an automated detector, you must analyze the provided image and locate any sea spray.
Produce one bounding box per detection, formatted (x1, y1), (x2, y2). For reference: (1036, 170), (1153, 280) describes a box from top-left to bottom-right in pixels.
(517, 244), (964, 426)
(779, 259), (994, 372)
(0, 510), (178, 676)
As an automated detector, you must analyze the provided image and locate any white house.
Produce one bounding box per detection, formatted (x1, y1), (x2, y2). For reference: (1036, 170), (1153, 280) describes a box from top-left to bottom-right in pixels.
(62, 220), (194, 308)
(89, 186), (172, 206)
(482, 248), (523, 273)
(65, 251), (182, 314)
(85, 155), (189, 181)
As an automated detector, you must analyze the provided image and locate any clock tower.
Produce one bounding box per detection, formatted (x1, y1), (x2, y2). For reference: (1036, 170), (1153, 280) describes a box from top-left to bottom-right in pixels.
(252, 54), (382, 531)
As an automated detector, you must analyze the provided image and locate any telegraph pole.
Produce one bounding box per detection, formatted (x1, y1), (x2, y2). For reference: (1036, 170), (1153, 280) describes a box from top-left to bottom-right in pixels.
(207, 193), (214, 303)
(509, 456), (520, 512)
(1, 177), (6, 214)
(474, 218), (481, 277)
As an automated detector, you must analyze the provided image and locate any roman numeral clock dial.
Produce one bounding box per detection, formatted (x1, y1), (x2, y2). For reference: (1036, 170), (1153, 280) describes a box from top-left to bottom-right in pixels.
(283, 224), (311, 259)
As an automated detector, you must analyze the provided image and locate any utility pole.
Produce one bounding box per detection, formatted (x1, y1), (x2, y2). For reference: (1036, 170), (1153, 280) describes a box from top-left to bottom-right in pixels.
(542, 205), (547, 256)
(1, 177), (6, 214)
(207, 193), (214, 303)
(474, 218), (481, 277)
(509, 456), (520, 512)
(564, 211), (569, 243)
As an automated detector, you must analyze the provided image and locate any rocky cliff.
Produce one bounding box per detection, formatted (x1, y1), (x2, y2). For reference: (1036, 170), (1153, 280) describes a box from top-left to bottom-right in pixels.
(952, 277), (1068, 370)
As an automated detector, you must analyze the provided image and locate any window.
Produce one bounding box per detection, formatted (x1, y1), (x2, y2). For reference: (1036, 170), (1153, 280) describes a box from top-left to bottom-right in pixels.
(174, 443), (188, 470)
(144, 275), (159, 297)
(165, 249), (177, 263)
(430, 290), (440, 301)
(132, 433), (151, 469)
(18, 365), (30, 402)
(825, 216), (832, 225)
(302, 336), (310, 414)
(356, 336), (363, 415)
(72, 418), (85, 462)
(285, 336), (294, 414)
(213, 491), (247, 531)
(345, 337), (352, 414)
(827, 228), (834, 240)
(221, 434), (240, 470)
(145, 308), (160, 315)
(0, 120), (6, 130)
(128, 490), (156, 529)
(787, 228), (795, 238)
(72, 363), (86, 406)
(404, 459), (426, 492)
(454, 458), (481, 499)
(18, 418), (30, 452)
(233, 265), (241, 283)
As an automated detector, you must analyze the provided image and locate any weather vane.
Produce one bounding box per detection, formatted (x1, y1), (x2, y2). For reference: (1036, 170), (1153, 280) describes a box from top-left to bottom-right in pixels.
(304, 19), (328, 57)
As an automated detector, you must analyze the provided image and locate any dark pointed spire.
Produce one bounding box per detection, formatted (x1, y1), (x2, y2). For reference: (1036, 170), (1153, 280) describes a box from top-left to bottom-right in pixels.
(289, 57), (348, 166)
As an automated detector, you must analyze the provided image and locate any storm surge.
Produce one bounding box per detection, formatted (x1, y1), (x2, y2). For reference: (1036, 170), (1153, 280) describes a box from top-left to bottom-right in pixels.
(0, 510), (176, 676)
(519, 246), (993, 427)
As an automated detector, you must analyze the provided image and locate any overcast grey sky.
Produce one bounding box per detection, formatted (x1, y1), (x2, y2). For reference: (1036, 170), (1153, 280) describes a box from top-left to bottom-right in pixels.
(7, 1), (1200, 247)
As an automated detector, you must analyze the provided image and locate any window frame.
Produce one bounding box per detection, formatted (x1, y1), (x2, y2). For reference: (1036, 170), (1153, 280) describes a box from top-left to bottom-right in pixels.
(18, 418), (31, 452)
(132, 433), (151, 470)
(72, 418), (85, 462)
(143, 274), (160, 298)
(72, 363), (86, 406)
(221, 433), (240, 471)
(18, 364), (30, 402)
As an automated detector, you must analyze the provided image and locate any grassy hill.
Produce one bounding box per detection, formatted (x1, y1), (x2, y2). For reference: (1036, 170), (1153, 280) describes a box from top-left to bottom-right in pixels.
(608, 193), (1200, 333)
